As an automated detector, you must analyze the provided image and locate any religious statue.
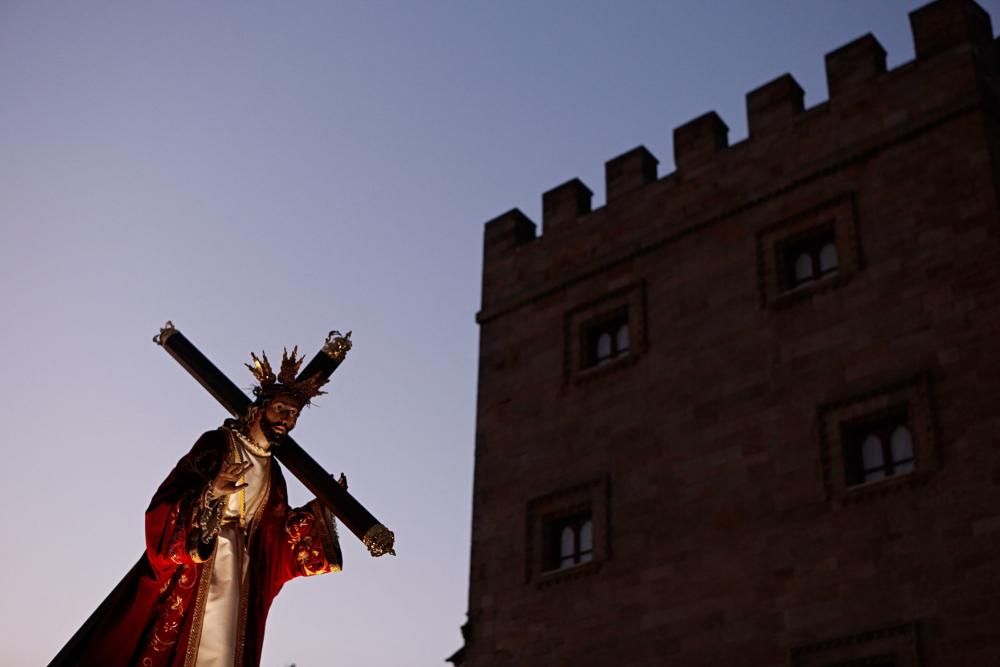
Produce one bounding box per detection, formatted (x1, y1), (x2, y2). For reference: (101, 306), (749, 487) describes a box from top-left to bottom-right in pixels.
(55, 347), (350, 666)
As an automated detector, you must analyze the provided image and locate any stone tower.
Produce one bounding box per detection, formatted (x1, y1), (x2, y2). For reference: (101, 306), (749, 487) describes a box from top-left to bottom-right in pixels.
(454, 1), (1000, 664)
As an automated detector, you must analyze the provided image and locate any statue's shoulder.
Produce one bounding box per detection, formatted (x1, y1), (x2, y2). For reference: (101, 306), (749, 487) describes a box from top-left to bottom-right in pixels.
(196, 426), (233, 449)
(182, 428), (232, 476)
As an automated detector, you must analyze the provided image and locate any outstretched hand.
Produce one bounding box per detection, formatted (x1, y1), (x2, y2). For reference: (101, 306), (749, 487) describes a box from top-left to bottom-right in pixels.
(212, 460), (252, 497)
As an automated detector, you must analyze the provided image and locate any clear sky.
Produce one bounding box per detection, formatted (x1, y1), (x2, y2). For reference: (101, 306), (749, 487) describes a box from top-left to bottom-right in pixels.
(0, 1), (964, 665)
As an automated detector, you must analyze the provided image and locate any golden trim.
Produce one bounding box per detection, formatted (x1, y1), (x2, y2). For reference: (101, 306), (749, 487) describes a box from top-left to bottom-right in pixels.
(248, 460), (271, 543)
(188, 487), (222, 563)
(363, 523), (396, 557)
(308, 499), (343, 572)
(183, 550), (216, 667)
(236, 460), (271, 665)
(225, 430), (249, 527)
(223, 428), (273, 534)
(153, 320), (178, 346)
(232, 527), (251, 667)
(321, 330), (353, 362)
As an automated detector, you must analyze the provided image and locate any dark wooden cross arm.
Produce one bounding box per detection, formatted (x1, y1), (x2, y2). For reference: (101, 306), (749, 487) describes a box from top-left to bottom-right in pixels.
(153, 321), (395, 557)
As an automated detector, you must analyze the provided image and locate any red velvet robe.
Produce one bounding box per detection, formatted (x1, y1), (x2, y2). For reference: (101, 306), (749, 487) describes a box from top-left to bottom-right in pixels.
(54, 428), (342, 667)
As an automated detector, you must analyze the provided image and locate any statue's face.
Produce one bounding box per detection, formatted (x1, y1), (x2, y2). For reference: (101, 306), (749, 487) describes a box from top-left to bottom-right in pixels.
(260, 395), (300, 440)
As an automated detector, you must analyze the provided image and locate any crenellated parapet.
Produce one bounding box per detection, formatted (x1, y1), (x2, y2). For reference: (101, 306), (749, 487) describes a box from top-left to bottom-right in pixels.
(478, 0), (999, 317)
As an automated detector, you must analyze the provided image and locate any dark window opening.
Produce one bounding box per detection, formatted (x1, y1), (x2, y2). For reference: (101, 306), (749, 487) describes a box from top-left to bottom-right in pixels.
(542, 512), (593, 572)
(780, 226), (838, 291)
(583, 310), (629, 368)
(842, 408), (915, 487)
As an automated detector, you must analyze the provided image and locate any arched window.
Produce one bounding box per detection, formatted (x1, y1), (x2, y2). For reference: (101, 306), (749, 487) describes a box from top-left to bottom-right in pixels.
(595, 333), (612, 362)
(862, 434), (885, 482)
(890, 426), (915, 474)
(819, 242), (839, 274)
(781, 226), (838, 290)
(615, 323), (630, 355)
(844, 409), (917, 487)
(584, 309), (630, 368)
(794, 252), (814, 284)
(545, 513), (595, 571)
(559, 526), (576, 569)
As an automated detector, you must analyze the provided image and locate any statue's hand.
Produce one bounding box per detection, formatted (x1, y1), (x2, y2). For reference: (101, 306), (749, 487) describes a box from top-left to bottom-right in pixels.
(210, 460), (252, 497)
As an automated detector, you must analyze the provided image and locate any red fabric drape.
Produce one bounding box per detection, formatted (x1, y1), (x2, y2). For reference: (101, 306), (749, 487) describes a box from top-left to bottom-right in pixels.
(51, 428), (342, 667)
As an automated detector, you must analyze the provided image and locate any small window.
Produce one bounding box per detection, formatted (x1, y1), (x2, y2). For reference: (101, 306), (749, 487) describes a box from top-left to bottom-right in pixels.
(781, 226), (838, 291)
(543, 512), (594, 571)
(526, 476), (608, 585)
(565, 282), (645, 384)
(843, 408), (915, 487)
(757, 195), (860, 309)
(583, 310), (629, 368)
(817, 373), (936, 502)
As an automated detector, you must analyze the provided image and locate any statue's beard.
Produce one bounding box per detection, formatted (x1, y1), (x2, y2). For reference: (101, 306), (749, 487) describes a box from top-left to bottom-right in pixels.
(260, 415), (290, 442)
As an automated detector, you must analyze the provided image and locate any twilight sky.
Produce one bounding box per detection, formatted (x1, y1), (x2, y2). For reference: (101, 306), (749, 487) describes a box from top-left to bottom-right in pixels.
(0, 1), (951, 665)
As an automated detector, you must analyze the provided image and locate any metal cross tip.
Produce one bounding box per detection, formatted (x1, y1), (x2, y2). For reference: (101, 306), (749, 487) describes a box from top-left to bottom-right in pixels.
(153, 320), (177, 346)
(364, 524), (396, 558)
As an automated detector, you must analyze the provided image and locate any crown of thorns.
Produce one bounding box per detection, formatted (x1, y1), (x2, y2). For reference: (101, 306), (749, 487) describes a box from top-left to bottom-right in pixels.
(245, 346), (328, 407)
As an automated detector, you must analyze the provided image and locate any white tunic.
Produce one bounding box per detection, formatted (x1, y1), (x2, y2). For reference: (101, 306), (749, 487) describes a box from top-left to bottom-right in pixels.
(195, 441), (271, 667)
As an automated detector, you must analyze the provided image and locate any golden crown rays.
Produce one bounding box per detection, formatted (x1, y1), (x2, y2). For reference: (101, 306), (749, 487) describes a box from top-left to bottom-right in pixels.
(246, 351), (276, 385)
(246, 346), (328, 406)
(277, 346), (303, 385)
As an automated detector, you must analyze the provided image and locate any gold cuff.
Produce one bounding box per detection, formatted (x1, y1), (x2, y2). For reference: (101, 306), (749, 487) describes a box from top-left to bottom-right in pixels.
(321, 330), (353, 362)
(363, 523), (396, 557)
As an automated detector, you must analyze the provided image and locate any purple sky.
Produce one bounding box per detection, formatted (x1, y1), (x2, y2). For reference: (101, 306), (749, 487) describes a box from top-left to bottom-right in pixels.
(0, 1), (957, 665)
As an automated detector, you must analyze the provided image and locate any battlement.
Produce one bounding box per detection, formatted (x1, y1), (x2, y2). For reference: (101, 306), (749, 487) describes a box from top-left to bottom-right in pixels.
(480, 0), (998, 315)
(542, 178), (593, 236)
(910, 0), (994, 58)
(746, 74), (804, 138)
(673, 112), (729, 171)
(605, 146), (659, 202)
(825, 34), (887, 99)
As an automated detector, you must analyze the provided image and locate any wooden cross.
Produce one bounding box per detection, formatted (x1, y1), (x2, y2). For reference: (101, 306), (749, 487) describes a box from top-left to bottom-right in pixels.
(153, 321), (394, 556)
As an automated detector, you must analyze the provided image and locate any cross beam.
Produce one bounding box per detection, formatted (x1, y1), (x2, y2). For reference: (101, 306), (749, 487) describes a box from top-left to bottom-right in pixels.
(153, 321), (394, 557)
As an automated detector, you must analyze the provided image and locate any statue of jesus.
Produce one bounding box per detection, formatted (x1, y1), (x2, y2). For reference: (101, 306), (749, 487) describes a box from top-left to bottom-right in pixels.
(57, 347), (344, 667)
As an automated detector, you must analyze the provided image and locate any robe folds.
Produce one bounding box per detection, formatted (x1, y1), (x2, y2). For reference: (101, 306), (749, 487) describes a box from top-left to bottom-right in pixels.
(55, 428), (342, 667)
